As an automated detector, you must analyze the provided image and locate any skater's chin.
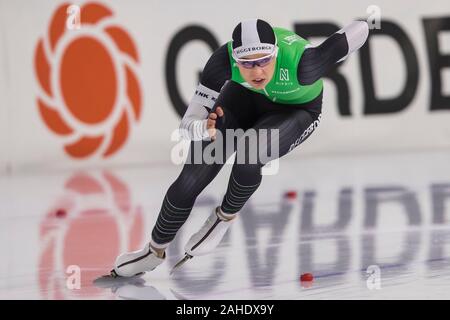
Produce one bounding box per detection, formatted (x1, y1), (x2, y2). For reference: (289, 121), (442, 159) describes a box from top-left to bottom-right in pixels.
(250, 78), (267, 89)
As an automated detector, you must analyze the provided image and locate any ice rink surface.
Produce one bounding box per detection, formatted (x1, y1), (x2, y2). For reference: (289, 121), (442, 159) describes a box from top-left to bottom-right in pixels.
(1, 149), (449, 299)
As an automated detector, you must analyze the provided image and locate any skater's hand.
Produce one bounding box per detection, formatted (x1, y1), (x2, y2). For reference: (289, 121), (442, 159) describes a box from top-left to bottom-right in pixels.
(207, 106), (224, 141)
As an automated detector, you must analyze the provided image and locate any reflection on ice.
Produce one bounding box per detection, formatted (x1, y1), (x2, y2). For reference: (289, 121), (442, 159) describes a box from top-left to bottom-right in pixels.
(0, 150), (449, 299)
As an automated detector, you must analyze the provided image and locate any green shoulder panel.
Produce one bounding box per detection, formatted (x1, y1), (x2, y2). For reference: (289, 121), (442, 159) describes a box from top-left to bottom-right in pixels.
(226, 27), (323, 105)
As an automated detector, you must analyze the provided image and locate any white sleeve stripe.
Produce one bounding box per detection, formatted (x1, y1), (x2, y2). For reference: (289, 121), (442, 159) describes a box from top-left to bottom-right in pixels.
(196, 83), (220, 98)
(179, 98), (210, 141)
(336, 21), (369, 62)
(188, 120), (194, 133)
(191, 83), (220, 109)
(195, 121), (202, 139)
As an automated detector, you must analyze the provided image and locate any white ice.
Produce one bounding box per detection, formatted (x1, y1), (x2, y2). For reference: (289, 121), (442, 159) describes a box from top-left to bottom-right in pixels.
(0, 150), (449, 299)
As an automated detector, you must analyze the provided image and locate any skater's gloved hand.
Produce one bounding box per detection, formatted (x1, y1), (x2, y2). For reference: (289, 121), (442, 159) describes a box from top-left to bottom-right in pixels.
(207, 106), (224, 141)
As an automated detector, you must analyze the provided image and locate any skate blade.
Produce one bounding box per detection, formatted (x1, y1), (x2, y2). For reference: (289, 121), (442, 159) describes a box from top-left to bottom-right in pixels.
(170, 254), (193, 275)
(109, 269), (145, 278)
(170, 288), (189, 300)
(93, 271), (145, 288)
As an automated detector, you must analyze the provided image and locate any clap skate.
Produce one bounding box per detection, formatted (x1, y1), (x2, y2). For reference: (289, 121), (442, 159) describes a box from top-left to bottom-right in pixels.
(108, 242), (166, 278)
(170, 206), (236, 274)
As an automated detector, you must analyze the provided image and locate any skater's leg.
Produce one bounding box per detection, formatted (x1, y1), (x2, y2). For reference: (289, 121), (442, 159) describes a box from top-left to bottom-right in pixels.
(180, 105), (323, 260)
(220, 105), (323, 215)
(150, 153), (224, 252)
(150, 82), (253, 252)
(112, 110), (241, 277)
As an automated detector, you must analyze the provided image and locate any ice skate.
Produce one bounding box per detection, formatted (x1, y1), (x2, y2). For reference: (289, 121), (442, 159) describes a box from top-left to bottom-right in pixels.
(110, 243), (165, 278)
(170, 206), (236, 274)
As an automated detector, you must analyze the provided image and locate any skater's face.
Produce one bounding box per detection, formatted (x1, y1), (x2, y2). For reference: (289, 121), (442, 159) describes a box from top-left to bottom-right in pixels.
(236, 52), (276, 90)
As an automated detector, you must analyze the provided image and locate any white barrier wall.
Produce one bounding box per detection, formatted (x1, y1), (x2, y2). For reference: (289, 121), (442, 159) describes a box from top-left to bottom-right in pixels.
(0, 0), (449, 173)
(0, 3), (8, 175)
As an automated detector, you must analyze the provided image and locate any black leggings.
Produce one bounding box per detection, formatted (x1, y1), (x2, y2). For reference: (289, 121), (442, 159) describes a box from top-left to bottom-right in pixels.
(152, 81), (322, 245)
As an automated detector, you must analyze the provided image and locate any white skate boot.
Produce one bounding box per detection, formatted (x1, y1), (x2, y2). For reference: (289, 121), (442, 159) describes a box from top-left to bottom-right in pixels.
(171, 206), (236, 274)
(111, 243), (165, 278)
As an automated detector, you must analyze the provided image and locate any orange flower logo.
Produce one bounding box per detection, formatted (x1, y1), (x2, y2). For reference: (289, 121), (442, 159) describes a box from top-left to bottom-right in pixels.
(34, 2), (142, 158)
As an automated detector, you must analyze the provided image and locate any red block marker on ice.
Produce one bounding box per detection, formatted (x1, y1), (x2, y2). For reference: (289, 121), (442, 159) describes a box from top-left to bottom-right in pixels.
(300, 272), (314, 288)
(300, 273), (314, 281)
(284, 191), (297, 199)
